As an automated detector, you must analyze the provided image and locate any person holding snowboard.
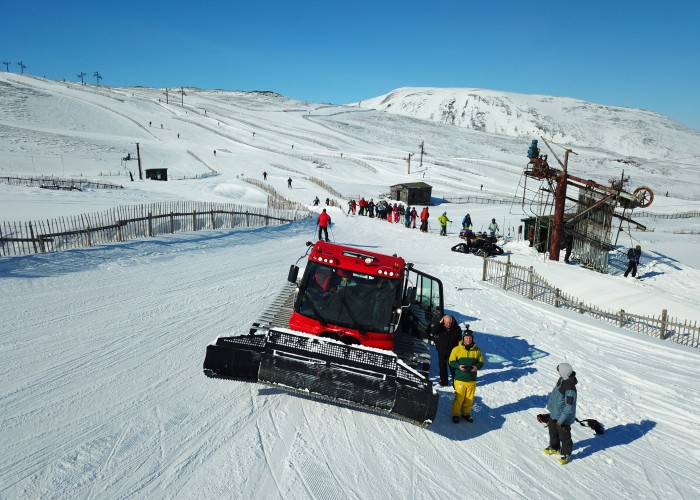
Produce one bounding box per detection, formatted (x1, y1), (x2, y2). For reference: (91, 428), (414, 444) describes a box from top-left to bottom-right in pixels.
(449, 327), (484, 423)
(544, 363), (578, 464)
(624, 245), (642, 278)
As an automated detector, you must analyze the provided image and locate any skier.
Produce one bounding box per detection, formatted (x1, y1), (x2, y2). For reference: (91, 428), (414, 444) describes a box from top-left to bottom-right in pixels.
(287, 177), (292, 189)
(488, 218), (499, 237)
(624, 245), (642, 278)
(429, 314), (462, 387)
(263, 171), (268, 180)
(313, 196), (320, 206)
(317, 209), (331, 242)
(438, 211), (451, 236)
(543, 363), (578, 464)
(449, 327), (484, 423)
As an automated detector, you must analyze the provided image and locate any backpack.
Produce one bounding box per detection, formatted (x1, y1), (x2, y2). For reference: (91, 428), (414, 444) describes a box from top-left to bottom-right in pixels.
(627, 248), (634, 258)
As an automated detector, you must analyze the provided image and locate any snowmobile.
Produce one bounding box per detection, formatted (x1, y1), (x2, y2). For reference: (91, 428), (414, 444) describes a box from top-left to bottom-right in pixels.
(453, 231), (504, 257)
(203, 241), (445, 426)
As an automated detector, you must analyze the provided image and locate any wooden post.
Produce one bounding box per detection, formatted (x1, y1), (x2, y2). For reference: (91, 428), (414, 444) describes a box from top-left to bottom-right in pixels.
(83, 215), (93, 247)
(136, 143), (143, 180)
(481, 255), (488, 281)
(148, 211), (153, 237)
(210, 210), (216, 229)
(619, 309), (625, 327)
(660, 309), (668, 339)
(29, 222), (38, 254)
(528, 266), (534, 300)
(503, 255), (511, 290)
(193, 210), (197, 231)
(170, 212), (175, 234)
(555, 288), (560, 308)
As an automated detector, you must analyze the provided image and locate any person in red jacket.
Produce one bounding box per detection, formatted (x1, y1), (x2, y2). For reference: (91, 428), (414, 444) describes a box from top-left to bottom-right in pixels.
(317, 209), (331, 242)
(420, 207), (430, 232)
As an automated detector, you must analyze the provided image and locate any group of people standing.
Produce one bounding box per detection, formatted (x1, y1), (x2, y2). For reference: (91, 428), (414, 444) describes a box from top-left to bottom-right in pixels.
(347, 198), (431, 231)
(430, 313), (578, 464)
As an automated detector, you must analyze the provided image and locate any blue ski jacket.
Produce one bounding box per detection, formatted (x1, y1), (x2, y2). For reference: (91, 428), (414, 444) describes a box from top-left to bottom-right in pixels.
(546, 375), (578, 426)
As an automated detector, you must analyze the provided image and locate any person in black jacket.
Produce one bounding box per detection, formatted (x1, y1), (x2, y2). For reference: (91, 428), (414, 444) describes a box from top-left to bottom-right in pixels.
(430, 314), (462, 386)
(624, 245), (642, 278)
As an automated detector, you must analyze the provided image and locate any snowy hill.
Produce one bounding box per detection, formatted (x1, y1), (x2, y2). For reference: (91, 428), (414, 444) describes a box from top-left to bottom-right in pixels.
(1, 73), (700, 499)
(360, 87), (700, 161)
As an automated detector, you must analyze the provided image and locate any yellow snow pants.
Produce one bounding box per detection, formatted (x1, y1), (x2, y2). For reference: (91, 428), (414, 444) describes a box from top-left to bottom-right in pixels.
(452, 380), (477, 417)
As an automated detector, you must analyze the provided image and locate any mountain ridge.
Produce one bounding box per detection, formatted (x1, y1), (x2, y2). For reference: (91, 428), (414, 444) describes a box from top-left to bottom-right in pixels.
(360, 86), (700, 161)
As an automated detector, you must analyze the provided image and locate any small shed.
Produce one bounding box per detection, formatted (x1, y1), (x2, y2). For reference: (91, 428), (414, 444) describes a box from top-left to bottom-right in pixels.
(145, 168), (168, 181)
(390, 182), (432, 206)
(521, 214), (576, 253)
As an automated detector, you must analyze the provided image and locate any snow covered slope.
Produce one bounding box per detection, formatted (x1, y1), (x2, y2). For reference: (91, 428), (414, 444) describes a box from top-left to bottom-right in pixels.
(1, 73), (700, 499)
(360, 87), (700, 161)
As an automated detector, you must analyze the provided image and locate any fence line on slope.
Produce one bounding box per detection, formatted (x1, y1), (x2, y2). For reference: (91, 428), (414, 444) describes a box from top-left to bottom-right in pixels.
(481, 255), (699, 349)
(0, 201), (309, 257)
(0, 175), (123, 191)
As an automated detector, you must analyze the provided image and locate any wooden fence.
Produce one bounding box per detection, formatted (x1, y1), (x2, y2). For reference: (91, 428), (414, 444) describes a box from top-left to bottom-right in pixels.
(0, 175), (123, 191)
(0, 201), (310, 257)
(634, 210), (700, 219)
(442, 195), (515, 205)
(482, 255), (700, 349)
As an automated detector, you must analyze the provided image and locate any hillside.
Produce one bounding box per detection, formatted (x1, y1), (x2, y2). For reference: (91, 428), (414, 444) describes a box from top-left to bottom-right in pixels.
(1, 74), (700, 499)
(360, 86), (700, 164)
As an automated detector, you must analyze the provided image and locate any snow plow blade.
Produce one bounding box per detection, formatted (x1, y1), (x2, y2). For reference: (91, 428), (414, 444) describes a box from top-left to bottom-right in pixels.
(203, 326), (438, 426)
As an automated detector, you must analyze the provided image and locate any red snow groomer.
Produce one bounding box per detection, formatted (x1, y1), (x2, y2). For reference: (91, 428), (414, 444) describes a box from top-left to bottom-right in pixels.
(203, 241), (445, 425)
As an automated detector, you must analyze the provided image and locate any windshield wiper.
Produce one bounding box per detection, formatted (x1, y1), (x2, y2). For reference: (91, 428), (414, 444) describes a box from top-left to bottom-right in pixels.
(302, 290), (328, 326)
(341, 295), (366, 336)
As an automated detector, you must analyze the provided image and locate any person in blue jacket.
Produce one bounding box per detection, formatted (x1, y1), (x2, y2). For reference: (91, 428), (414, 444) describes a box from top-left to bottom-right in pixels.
(544, 363), (578, 464)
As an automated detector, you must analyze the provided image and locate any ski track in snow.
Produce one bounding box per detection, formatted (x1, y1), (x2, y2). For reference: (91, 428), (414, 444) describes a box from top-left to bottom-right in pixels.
(2, 75), (700, 499)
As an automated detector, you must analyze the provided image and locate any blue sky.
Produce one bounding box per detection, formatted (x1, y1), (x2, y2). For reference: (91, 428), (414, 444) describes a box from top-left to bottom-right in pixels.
(2, 0), (699, 131)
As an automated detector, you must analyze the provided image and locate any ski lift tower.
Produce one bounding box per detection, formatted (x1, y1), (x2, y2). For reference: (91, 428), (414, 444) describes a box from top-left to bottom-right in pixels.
(523, 138), (653, 272)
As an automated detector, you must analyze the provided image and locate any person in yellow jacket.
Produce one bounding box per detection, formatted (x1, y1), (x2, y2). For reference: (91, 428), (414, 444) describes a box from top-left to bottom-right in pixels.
(437, 211), (451, 236)
(448, 328), (485, 423)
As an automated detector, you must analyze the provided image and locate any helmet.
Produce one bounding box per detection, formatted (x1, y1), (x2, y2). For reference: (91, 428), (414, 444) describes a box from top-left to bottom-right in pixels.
(492, 218), (496, 222)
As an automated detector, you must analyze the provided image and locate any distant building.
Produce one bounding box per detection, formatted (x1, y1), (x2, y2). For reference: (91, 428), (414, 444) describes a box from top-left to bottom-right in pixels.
(390, 182), (432, 206)
(145, 168), (168, 181)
